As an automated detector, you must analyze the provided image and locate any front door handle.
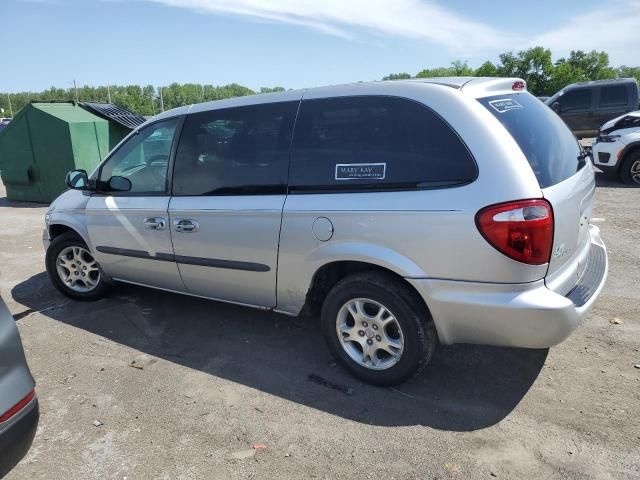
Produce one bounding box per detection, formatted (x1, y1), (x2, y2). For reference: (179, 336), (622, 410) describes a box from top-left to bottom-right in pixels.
(143, 217), (166, 230)
(174, 219), (199, 233)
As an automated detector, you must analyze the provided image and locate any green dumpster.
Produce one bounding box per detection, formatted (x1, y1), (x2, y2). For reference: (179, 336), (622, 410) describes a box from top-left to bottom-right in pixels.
(0, 102), (132, 203)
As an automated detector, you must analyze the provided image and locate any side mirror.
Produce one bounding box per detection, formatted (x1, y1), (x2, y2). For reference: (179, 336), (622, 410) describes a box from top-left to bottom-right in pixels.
(65, 169), (89, 190)
(551, 102), (561, 114)
(108, 176), (132, 192)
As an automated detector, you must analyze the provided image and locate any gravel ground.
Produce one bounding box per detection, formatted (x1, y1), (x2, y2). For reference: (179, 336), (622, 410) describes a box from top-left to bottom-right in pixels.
(1, 174), (639, 480)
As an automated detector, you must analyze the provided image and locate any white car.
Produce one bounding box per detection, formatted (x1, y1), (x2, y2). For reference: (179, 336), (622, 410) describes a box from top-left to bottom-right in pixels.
(592, 111), (640, 185)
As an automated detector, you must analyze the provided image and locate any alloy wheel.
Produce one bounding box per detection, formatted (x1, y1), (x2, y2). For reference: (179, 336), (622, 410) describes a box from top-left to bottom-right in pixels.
(56, 246), (101, 293)
(336, 298), (405, 370)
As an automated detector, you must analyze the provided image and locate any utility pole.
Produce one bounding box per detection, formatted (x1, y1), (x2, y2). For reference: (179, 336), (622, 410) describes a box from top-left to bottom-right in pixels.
(107, 85), (112, 104)
(159, 86), (164, 112)
(7, 93), (13, 117)
(73, 79), (79, 103)
(150, 91), (155, 116)
(201, 84), (205, 101)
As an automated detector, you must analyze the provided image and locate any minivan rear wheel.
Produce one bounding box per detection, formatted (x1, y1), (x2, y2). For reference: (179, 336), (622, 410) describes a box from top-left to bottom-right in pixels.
(46, 232), (110, 300)
(321, 271), (436, 386)
(620, 152), (640, 186)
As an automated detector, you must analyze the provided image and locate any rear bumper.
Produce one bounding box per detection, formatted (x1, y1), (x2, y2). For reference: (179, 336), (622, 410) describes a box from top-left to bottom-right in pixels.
(408, 230), (608, 348)
(0, 397), (39, 477)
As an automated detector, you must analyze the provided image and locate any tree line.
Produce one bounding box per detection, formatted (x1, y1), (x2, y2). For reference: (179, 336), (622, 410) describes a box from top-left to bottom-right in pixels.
(384, 47), (640, 97)
(0, 83), (285, 118)
(1, 47), (639, 118)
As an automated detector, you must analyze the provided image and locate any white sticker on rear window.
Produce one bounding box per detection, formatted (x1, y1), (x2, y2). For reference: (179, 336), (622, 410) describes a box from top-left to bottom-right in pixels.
(488, 98), (523, 113)
(335, 163), (386, 180)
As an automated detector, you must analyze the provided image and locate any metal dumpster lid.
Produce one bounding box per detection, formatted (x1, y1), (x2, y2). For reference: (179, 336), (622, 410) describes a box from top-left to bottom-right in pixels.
(80, 102), (146, 130)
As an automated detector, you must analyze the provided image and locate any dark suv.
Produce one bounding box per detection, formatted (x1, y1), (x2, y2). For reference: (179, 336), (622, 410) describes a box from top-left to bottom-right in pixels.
(545, 78), (639, 138)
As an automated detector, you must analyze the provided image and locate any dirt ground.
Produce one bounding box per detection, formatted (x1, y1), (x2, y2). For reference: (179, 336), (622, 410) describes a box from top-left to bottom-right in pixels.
(1, 174), (639, 480)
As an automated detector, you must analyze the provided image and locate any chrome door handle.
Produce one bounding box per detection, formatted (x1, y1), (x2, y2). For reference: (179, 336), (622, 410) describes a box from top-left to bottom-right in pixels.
(143, 217), (166, 230)
(174, 219), (199, 233)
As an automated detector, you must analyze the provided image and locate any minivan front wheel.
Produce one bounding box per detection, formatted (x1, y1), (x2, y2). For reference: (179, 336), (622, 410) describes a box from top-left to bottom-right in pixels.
(46, 232), (110, 300)
(321, 272), (436, 386)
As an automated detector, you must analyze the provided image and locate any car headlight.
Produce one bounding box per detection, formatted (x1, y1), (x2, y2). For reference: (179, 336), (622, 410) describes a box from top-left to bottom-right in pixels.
(597, 134), (621, 143)
(44, 212), (53, 224)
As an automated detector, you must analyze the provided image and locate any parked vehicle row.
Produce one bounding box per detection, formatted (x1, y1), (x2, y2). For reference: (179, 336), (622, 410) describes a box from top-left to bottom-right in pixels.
(43, 77), (608, 385)
(545, 78), (639, 138)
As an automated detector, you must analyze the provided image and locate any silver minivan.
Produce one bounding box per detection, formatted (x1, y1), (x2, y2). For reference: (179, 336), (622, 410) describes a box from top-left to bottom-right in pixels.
(44, 77), (608, 385)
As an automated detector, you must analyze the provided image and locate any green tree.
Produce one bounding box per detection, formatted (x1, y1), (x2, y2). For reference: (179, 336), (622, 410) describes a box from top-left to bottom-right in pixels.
(558, 50), (616, 80)
(451, 60), (474, 76)
(475, 61), (499, 77)
(382, 72), (412, 81)
(260, 86), (286, 93)
(617, 65), (640, 83)
(497, 47), (554, 95)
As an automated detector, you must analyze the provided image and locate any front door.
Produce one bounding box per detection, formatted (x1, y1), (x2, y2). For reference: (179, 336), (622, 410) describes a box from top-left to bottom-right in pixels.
(86, 117), (185, 292)
(168, 100), (299, 307)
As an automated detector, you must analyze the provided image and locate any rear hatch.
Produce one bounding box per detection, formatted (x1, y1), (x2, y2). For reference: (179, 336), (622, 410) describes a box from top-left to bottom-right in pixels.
(478, 91), (594, 293)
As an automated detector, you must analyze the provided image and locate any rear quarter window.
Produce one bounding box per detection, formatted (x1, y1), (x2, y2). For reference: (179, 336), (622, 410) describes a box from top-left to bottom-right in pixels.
(599, 86), (628, 107)
(478, 93), (583, 188)
(289, 96), (477, 191)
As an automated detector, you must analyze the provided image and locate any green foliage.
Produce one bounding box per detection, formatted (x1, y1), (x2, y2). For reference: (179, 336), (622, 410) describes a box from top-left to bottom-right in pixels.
(260, 86), (286, 93)
(617, 65), (640, 83)
(1, 47), (639, 117)
(415, 61), (472, 78)
(475, 61), (499, 77)
(382, 72), (412, 81)
(383, 47), (639, 97)
(0, 82), (281, 118)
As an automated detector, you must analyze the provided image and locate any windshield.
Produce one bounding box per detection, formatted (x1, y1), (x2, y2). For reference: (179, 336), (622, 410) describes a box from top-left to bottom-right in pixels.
(478, 92), (583, 188)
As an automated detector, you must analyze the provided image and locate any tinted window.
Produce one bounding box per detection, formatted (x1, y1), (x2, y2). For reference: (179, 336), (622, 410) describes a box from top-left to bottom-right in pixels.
(478, 93), (583, 188)
(599, 86), (628, 107)
(100, 118), (179, 193)
(289, 96), (476, 190)
(173, 102), (298, 195)
(559, 89), (591, 111)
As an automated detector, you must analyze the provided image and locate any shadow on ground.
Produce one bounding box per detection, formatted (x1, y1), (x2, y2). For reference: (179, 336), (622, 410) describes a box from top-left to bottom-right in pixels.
(0, 197), (49, 208)
(12, 272), (548, 432)
(594, 171), (638, 188)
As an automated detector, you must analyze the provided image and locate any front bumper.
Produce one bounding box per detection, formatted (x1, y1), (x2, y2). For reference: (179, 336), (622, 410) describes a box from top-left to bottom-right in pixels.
(592, 139), (623, 171)
(408, 232), (608, 348)
(0, 397), (39, 477)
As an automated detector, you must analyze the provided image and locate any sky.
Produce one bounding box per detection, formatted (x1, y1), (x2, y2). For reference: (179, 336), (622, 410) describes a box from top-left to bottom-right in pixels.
(2, 0), (639, 92)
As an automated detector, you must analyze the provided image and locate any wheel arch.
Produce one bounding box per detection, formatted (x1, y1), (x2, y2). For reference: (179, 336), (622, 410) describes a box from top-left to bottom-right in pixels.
(47, 221), (92, 250)
(618, 141), (640, 172)
(301, 260), (433, 327)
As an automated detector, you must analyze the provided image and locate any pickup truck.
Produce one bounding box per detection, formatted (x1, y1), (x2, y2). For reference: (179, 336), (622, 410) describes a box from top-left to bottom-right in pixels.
(545, 78), (639, 138)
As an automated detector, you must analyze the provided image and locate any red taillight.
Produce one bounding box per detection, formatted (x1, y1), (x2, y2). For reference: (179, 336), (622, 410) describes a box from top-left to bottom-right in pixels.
(512, 80), (526, 91)
(476, 199), (553, 265)
(0, 389), (35, 423)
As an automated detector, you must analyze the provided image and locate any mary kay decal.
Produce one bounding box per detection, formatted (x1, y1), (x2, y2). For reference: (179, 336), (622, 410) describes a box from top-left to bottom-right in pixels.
(335, 163), (386, 180)
(488, 98), (523, 113)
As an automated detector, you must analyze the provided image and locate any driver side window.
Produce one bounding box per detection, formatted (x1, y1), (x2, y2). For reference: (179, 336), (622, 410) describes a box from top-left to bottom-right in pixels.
(100, 118), (179, 193)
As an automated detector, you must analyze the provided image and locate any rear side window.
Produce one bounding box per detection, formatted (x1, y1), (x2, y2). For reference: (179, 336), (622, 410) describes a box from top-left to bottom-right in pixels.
(599, 86), (628, 107)
(173, 101), (298, 195)
(289, 96), (476, 191)
(559, 89), (591, 111)
(478, 93), (583, 188)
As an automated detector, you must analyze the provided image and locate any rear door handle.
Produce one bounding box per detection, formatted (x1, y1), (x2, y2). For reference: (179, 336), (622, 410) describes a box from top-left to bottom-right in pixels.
(143, 217), (166, 230)
(174, 219), (199, 233)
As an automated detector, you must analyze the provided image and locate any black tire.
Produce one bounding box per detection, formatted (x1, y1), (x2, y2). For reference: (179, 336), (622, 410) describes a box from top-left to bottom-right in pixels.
(45, 232), (110, 300)
(620, 152), (640, 186)
(320, 271), (437, 386)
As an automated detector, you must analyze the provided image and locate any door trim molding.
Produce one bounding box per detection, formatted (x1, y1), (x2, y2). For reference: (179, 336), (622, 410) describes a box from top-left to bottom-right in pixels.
(95, 246), (270, 272)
